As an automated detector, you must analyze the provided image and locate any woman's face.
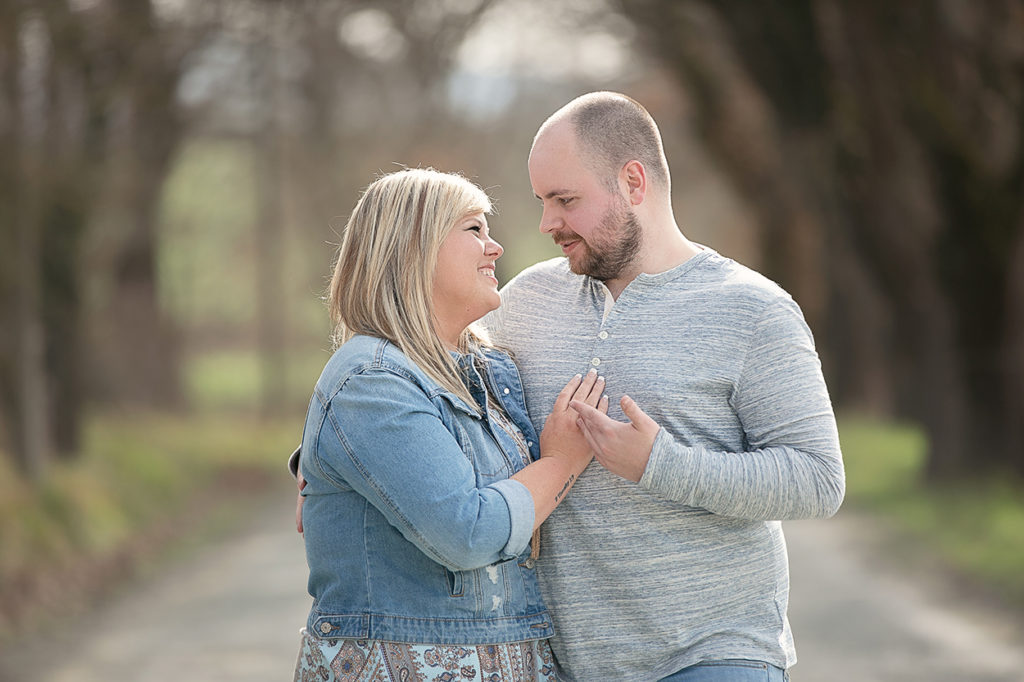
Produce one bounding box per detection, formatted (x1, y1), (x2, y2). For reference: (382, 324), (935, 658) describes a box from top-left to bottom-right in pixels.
(432, 211), (503, 345)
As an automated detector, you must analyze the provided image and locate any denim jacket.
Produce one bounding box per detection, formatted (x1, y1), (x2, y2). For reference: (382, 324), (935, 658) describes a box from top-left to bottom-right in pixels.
(298, 334), (553, 645)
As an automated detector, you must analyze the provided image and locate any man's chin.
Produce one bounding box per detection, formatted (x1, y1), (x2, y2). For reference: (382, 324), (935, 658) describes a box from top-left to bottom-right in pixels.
(564, 251), (589, 275)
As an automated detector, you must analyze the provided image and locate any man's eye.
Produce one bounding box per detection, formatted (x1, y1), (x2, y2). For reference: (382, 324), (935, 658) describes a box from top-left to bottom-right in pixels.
(558, 197), (574, 206)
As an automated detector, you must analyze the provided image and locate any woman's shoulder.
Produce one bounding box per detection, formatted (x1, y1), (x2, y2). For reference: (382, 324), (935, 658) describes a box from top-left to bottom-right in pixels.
(317, 335), (426, 397)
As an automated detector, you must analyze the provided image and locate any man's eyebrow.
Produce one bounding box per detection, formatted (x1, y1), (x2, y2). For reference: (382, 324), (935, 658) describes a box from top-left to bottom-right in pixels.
(535, 189), (575, 201)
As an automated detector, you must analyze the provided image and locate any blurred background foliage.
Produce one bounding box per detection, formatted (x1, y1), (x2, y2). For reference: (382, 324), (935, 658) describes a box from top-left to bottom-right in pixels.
(0, 0), (1022, 639)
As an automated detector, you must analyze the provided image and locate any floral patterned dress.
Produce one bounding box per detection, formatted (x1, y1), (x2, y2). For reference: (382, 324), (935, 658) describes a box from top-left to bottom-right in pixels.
(293, 633), (558, 682)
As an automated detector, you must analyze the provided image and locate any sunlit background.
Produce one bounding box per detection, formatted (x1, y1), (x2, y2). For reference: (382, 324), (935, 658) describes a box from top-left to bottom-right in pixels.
(1, 1), (1022, 680)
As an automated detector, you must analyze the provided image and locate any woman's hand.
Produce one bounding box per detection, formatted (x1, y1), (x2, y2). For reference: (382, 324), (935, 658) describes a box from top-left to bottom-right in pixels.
(514, 369), (608, 529)
(540, 368), (608, 467)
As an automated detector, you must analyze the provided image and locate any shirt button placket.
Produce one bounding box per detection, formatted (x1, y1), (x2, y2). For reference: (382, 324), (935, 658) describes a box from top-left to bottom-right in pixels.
(591, 329), (608, 368)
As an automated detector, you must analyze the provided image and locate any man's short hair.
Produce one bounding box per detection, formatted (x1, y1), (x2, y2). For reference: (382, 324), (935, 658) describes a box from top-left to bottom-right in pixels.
(564, 92), (671, 193)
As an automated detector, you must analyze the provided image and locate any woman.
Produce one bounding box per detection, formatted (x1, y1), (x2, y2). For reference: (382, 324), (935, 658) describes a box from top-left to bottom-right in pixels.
(293, 168), (606, 682)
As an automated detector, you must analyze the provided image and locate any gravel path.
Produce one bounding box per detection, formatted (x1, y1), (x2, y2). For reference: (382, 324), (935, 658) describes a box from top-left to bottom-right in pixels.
(0, 485), (310, 682)
(3, 496), (1022, 681)
(787, 512), (1024, 681)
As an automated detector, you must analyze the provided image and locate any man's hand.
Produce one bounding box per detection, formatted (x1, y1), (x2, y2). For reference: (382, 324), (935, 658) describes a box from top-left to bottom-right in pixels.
(296, 469), (306, 533)
(570, 395), (660, 482)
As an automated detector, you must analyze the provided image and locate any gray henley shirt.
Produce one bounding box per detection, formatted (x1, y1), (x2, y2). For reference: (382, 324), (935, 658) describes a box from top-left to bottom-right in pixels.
(483, 247), (845, 681)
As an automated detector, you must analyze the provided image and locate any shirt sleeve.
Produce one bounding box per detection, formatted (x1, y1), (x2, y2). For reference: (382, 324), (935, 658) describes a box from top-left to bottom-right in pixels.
(639, 297), (846, 520)
(304, 369), (535, 570)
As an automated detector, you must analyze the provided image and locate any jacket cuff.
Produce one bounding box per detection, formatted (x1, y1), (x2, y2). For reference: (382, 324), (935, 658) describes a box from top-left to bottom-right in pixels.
(489, 478), (535, 560)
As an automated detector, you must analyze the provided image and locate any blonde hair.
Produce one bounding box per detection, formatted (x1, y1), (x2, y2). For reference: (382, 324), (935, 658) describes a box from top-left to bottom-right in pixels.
(328, 168), (493, 409)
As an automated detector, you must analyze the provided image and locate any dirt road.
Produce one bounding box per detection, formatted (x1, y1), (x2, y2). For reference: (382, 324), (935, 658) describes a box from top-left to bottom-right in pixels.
(3, 494), (1022, 681)
(0, 484), (311, 682)
(786, 513), (1024, 681)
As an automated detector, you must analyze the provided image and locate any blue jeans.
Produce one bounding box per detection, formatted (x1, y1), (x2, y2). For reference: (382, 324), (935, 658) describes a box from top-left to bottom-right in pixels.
(659, 659), (788, 682)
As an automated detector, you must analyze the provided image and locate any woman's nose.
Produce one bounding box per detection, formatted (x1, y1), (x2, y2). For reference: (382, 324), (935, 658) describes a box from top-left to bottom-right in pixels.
(486, 237), (503, 258)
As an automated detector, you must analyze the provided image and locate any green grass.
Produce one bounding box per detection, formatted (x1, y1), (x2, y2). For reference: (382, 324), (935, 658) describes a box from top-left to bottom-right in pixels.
(0, 411), (302, 641)
(184, 347), (328, 412)
(839, 413), (1024, 606)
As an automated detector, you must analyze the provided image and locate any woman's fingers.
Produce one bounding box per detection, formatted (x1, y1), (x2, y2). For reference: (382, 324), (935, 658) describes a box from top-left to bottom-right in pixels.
(554, 370), (608, 417)
(553, 373), (583, 411)
(571, 369), (604, 407)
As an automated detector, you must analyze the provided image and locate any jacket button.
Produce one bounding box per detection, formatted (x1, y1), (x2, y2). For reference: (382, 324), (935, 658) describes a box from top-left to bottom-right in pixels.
(503, 387), (510, 394)
(523, 557), (536, 569)
(319, 622), (333, 634)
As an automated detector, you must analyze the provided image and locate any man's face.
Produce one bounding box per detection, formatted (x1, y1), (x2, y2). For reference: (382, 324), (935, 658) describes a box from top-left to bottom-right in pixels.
(528, 123), (641, 281)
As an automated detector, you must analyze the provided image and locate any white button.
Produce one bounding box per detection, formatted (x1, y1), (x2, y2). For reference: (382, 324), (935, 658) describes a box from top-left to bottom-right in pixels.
(598, 331), (608, 339)
(527, 441), (533, 448)
(320, 622), (333, 634)
(503, 387), (510, 395)
(591, 358), (601, 366)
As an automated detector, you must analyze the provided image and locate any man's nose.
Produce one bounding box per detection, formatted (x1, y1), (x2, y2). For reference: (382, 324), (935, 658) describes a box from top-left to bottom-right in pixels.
(539, 206), (561, 234)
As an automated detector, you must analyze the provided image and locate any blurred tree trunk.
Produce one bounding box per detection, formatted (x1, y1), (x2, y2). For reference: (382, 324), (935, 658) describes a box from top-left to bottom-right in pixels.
(252, 11), (286, 416)
(95, 0), (185, 409)
(0, 5), (51, 476)
(0, 0), (191, 473)
(624, 0), (1024, 477)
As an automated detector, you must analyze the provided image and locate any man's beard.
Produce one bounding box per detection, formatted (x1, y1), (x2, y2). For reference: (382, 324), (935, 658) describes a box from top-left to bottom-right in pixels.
(558, 200), (642, 281)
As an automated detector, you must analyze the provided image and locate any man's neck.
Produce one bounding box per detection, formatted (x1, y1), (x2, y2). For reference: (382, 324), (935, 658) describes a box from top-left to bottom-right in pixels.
(604, 232), (701, 300)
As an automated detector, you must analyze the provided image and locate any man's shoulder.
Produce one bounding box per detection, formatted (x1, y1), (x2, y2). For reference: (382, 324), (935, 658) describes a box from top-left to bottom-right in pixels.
(504, 256), (576, 292)
(699, 251), (794, 308)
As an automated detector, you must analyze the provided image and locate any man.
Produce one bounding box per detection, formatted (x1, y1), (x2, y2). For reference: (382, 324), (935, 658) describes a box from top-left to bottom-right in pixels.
(480, 92), (844, 681)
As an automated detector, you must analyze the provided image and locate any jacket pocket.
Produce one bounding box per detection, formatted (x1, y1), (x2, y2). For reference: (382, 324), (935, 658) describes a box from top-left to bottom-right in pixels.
(445, 567), (464, 597)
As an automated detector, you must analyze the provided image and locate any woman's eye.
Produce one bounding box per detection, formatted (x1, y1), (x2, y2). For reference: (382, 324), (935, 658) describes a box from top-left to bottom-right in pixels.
(467, 225), (482, 232)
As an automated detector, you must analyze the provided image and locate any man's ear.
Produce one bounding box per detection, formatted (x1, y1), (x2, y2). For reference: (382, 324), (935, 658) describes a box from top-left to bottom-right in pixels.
(621, 160), (647, 206)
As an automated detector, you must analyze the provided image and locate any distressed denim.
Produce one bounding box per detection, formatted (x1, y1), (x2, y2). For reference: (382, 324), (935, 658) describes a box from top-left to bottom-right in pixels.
(299, 334), (552, 645)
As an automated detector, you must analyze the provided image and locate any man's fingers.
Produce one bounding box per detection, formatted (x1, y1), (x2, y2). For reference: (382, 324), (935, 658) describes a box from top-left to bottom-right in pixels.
(621, 395), (656, 431)
(295, 470), (307, 534)
(577, 417), (603, 456)
(570, 399), (610, 429)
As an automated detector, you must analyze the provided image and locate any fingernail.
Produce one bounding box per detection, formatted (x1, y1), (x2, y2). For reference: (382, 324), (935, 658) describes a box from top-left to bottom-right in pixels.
(597, 376), (605, 383)
(587, 368), (597, 375)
